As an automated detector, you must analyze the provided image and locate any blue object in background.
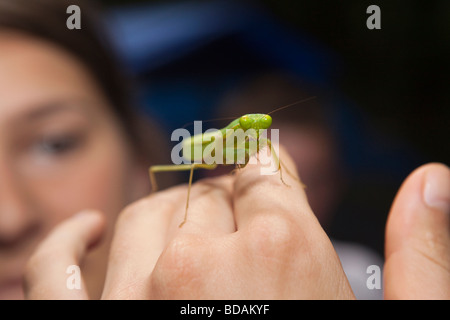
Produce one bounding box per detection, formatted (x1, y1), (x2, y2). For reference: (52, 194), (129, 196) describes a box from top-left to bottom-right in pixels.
(104, 0), (420, 178)
(105, 1), (335, 87)
(104, 1), (336, 130)
(103, 0), (422, 254)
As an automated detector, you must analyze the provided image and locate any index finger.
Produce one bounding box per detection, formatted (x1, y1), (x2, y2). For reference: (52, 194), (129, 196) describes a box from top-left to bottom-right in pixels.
(233, 145), (314, 230)
(24, 210), (105, 300)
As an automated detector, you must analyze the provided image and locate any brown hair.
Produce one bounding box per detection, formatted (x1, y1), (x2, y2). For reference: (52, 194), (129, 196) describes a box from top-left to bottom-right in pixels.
(0, 0), (168, 167)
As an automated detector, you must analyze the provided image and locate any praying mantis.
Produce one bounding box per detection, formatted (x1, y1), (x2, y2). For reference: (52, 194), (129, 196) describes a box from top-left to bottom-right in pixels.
(149, 98), (314, 227)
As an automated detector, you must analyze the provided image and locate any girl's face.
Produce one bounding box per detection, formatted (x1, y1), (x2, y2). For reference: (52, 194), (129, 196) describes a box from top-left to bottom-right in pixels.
(0, 31), (149, 299)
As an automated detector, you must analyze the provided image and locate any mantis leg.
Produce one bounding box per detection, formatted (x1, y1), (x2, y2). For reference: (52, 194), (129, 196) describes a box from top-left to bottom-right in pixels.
(262, 138), (287, 186)
(260, 138), (305, 188)
(226, 146), (249, 175)
(280, 159), (306, 188)
(149, 163), (217, 192)
(149, 163), (217, 227)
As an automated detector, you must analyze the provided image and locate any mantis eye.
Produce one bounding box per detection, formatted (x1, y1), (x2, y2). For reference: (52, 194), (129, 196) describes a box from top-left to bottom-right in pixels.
(239, 115), (253, 129)
(260, 115), (272, 128)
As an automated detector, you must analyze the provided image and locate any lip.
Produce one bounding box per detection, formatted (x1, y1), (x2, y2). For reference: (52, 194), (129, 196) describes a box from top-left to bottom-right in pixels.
(0, 269), (25, 287)
(0, 277), (24, 300)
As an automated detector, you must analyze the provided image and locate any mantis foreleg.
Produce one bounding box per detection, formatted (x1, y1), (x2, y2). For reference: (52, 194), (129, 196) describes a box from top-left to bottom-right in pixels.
(149, 163), (217, 227)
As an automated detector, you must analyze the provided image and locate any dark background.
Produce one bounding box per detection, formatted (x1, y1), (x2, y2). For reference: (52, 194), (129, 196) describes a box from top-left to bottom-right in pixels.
(260, 0), (450, 166)
(101, 0), (449, 164)
(100, 0), (449, 255)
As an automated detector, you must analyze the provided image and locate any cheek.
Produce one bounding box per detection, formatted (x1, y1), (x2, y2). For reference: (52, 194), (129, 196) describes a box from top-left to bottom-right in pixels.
(29, 135), (133, 228)
(72, 152), (129, 215)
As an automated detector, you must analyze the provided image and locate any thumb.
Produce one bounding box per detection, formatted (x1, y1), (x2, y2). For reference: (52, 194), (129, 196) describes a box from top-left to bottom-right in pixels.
(384, 163), (450, 299)
(24, 210), (105, 300)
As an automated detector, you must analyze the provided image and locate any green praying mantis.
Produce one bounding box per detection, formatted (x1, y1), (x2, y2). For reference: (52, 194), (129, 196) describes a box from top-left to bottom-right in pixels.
(149, 97), (315, 227)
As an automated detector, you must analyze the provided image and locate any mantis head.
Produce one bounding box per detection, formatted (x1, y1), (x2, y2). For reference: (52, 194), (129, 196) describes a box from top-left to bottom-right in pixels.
(239, 114), (272, 130)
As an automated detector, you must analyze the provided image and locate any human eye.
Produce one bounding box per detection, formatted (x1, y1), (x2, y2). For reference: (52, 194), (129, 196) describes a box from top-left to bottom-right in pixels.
(14, 129), (87, 174)
(10, 105), (93, 174)
(22, 126), (90, 168)
(35, 133), (83, 156)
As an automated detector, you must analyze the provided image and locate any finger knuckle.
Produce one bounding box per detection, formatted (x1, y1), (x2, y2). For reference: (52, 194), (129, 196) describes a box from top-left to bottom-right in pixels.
(245, 213), (300, 259)
(415, 231), (450, 273)
(152, 234), (203, 290)
(117, 191), (183, 229)
(116, 198), (159, 233)
(117, 198), (150, 225)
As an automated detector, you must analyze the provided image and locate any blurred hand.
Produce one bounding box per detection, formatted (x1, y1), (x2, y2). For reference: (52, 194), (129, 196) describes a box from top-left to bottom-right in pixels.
(384, 163), (450, 299)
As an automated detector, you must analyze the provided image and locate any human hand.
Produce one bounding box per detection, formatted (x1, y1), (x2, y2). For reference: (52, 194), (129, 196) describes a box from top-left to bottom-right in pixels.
(24, 148), (449, 299)
(24, 146), (355, 299)
(384, 163), (450, 299)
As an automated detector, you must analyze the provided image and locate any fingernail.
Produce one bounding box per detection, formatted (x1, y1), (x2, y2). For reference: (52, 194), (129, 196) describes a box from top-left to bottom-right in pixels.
(423, 165), (450, 214)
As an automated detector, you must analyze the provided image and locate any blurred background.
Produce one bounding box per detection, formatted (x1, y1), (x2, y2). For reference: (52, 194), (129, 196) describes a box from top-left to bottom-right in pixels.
(97, 0), (449, 257)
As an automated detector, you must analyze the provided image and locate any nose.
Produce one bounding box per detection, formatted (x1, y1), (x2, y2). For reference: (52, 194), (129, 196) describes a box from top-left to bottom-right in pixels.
(0, 164), (39, 247)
